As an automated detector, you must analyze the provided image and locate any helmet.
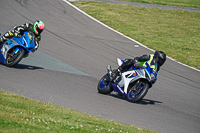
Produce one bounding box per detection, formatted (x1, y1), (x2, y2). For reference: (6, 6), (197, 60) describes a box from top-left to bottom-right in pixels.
(154, 51), (166, 66)
(33, 20), (45, 35)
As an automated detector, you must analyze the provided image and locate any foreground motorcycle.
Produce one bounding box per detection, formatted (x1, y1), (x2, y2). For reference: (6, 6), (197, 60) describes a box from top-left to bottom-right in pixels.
(0, 31), (35, 67)
(97, 58), (157, 103)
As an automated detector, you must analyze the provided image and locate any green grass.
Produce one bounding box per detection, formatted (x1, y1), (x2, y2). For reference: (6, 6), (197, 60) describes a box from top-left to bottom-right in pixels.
(72, 1), (200, 70)
(1, 1), (199, 132)
(0, 91), (156, 132)
(123, 0), (200, 8)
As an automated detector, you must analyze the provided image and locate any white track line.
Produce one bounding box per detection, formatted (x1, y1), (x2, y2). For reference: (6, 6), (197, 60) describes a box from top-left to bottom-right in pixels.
(63, 0), (200, 72)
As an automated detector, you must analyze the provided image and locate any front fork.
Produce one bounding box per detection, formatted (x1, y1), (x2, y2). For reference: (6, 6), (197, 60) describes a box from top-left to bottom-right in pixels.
(131, 80), (141, 91)
(107, 65), (112, 76)
(107, 65), (126, 95)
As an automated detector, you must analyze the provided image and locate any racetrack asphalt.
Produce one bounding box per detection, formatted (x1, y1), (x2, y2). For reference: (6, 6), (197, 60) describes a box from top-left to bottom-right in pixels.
(0, 0), (200, 133)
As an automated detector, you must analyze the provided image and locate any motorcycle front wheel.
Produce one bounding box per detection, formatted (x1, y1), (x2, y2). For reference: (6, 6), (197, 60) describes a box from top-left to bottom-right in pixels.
(6, 48), (25, 67)
(127, 81), (149, 103)
(97, 74), (113, 94)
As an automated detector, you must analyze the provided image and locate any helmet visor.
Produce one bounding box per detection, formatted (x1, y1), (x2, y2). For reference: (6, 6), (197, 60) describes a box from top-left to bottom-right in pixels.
(158, 59), (165, 66)
(36, 25), (44, 34)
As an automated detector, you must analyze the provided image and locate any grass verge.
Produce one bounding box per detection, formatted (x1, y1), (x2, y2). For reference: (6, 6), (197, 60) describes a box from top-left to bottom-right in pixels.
(72, 1), (200, 70)
(123, 0), (200, 8)
(0, 91), (156, 133)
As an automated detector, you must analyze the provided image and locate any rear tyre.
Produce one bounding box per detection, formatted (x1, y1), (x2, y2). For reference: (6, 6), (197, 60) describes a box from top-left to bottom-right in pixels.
(97, 74), (113, 94)
(6, 48), (25, 67)
(127, 81), (149, 103)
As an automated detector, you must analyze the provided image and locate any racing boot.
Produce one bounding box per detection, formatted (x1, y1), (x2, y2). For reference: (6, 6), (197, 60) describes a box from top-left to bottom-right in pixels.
(0, 43), (3, 49)
(0, 38), (4, 49)
(0, 32), (10, 49)
(110, 69), (121, 83)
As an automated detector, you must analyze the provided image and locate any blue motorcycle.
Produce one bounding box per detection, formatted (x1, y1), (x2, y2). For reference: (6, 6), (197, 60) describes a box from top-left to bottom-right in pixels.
(0, 31), (35, 67)
(97, 58), (157, 103)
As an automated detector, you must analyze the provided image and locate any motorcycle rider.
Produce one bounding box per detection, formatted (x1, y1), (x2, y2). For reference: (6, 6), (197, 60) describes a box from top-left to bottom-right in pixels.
(0, 20), (45, 53)
(111, 51), (166, 83)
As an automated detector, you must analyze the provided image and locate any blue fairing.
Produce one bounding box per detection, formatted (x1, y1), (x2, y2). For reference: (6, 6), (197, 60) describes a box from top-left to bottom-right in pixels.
(0, 52), (4, 63)
(13, 36), (24, 47)
(113, 83), (127, 96)
(13, 32), (35, 52)
(154, 72), (157, 79)
(144, 62), (153, 75)
(144, 62), (157, 81)
(0, 31), (35, 64)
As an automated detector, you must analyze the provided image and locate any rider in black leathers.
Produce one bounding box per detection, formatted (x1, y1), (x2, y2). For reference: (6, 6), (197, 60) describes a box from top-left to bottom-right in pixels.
(0, 20), (45, 53)
(111, 51), (166, 83)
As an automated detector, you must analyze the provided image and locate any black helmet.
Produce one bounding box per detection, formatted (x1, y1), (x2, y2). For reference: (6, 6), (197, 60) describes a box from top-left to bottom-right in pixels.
(154, 51), (166, 66)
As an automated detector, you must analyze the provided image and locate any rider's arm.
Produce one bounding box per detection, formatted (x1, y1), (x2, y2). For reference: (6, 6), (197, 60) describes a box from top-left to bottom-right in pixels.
(13, 23), (31, 34)
(32, 35), (41, 52)
(118, 58), (141, 71)
(13, 23), (26, 33)
(118, 54), (150, 71)
(35, 36), (40, 48)
(132, 54), (150, 67)
(136, 54), (150, 62)
(118, 59), (134, 71)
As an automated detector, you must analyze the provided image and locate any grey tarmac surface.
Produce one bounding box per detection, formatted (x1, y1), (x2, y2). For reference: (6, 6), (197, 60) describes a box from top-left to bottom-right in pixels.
(0, 0), (200, 133)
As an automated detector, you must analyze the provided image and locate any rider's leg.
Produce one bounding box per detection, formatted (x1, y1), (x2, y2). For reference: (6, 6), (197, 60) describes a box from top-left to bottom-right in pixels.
(0, 31), (17, 49)
(110, 69), (121, 83)
(0, 31), (14, 44)
(111, 59), (135, 82)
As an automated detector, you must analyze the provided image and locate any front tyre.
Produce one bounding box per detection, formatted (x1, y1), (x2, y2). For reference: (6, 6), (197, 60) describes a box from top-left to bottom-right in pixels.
(6, 48), (25, 67)
(127, 81), (149, 103)
(97, 74), (113, 94)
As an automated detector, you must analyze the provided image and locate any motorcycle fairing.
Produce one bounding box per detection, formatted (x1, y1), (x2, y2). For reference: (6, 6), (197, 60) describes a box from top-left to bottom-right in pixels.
(112, 69), (141, 96)
(113, 60), (158, 95)
(0, 32), (35, 64)
(0, 38), (20, 63)
(144, 62), (157, 84)
(112, 83), (126, 95)
(14, 32), (35, 52)
(117, 58), (124, 66)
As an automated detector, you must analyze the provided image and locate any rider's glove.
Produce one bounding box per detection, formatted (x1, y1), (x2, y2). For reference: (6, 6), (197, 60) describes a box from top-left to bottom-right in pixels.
(133, 58), (141, 68)
(134, 62), (141, 68)
(14, 32), (21, 38)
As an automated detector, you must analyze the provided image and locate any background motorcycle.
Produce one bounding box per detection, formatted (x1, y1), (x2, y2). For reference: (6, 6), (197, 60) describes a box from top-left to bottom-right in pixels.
(0, 31), (35, 67)
(97, 58), (157, 103)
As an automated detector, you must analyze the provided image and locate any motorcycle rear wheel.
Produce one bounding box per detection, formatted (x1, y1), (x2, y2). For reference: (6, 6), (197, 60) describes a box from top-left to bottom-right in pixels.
(97, 74), (113, 94)
(127, 81), (149, 103)
(6, 48), (25, 67)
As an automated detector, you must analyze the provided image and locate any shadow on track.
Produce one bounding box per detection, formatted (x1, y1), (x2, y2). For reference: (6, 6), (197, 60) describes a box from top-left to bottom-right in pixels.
(136, 99), (162, 105)
(108, 93), (162, 105)
(13, 64), (44, 70)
